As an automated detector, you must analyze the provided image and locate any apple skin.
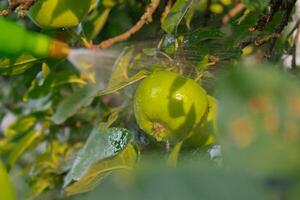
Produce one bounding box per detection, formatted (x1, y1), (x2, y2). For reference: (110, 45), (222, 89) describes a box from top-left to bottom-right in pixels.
(134, 71), (209, 144)
(185, 95), (217, 148)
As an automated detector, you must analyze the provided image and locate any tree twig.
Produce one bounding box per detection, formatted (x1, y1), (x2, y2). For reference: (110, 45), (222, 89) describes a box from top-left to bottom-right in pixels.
(238, 0), (297, 59)
(265, 0), (297, 58)
(249, 0), (283, 32)
(222, 2), (246, 25)
(93, 0), (160, 49)
(238, 36), (258, 49)
(160, 0), (173, 23)
(254, 33), (280, 46)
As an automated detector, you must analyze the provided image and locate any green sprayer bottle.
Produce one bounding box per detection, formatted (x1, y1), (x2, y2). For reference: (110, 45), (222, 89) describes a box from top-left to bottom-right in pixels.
(0, 17), (70, 58)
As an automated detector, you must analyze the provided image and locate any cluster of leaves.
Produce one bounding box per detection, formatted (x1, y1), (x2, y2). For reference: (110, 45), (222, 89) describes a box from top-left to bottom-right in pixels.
(1, 0), (300, 199)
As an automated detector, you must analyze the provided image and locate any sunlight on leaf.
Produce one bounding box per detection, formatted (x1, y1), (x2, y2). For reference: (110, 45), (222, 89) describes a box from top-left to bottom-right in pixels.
(0, 55), (44, 75)
(51, 84), (102, 124)
(97, 47), (149, 96)
(24, 70), (86, 101)
(98, 70), (149, 96)
(8, 130), (41, 168)
(63, 126), (133, 187)
(167, 141), (183, 166)
(65, 144), (138, 196)
(83, 7), (112, 40)
(162, 0), (194, 33)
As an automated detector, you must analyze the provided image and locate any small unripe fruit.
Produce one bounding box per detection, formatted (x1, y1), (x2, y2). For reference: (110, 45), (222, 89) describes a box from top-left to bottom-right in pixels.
(134, 71), (209, 144)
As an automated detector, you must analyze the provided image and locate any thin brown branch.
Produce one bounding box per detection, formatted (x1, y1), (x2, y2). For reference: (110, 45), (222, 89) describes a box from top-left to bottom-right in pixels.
(0, 0), (36, 17)
(238, 33), (280, 49)
(248, 0), (283, 32)
(238, 36), (258, 49)
(160, 0), (173, 23)
(265, 0), (297, 58)
(254, 33), (280, 46)
(238, 0), (297, 59)
(94, 0), (160, 49)
(222, 3), (246, 25)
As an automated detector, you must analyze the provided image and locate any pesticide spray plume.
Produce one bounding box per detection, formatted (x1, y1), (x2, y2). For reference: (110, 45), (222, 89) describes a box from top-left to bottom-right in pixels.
(68, 48), (118, 85)
(67, 40), (211, 88)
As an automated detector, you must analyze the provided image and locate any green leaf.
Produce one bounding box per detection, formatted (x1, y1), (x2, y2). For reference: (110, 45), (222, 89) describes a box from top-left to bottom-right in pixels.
(98, 70), (148, 96)
(110, 47), (133, 81)
(71, 164), (267, 200)
(161, 0), (194, 33)
(28, 178), (52, 199)
(83, 7), (112, 40)
(217, 65), (300, 174)
(65, 144), (138, 196)
(24, 95), (53, 113)
(0, 55), (44, 75)
(4, 115), (37, 137)
(185, 28), (225, 44)
(167, 141), (183, 166)
(27, 140), (71, 198)
(99, 107), (122, 128)
(51, 47), (147, 124)
(51, 84), (102, 124)
(197, 55), (214, 70)
(97, 47), (149, 96)
(185, 0), (199, 29)
(8, 130), (41, 168)
(63, 126), (133, 187)
(24, 70), (85, 101)
(242, 0), (269, 11)
(102, 0), (117, 8)
(41, 63), (51, 79)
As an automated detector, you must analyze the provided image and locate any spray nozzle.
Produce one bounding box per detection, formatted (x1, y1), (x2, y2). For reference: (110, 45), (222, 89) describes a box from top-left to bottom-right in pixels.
(48, 40), (70, 58)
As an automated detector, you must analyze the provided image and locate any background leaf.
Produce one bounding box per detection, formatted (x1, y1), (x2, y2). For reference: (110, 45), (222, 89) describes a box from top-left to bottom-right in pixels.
(97, 47), (149, 96)
(162, 0), (194, 33)
(83, 6), (113, 40)
(65, 143), (138, 196)
(0, 55), (44, 75)
(71, 163), (267, 200)
(242, 0), (269, 11)
(63, 126), (133, 187)
(8, 130), (41, 168)
(51, 84), (102, 124)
